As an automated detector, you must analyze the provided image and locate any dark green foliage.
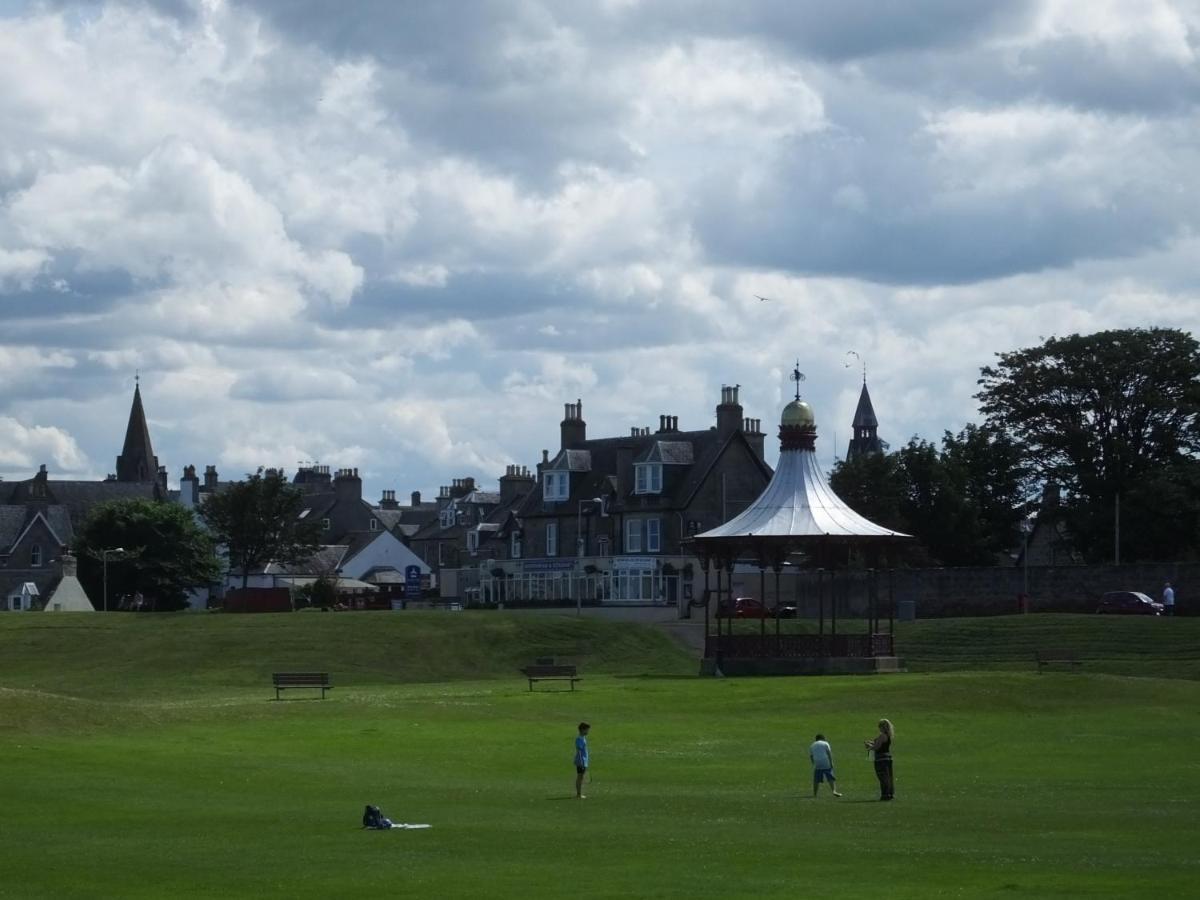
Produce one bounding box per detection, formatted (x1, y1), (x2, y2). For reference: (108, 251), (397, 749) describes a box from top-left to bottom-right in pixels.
(830, 428), (1030, 566)
(75, 499), (220, 611)
(200, 468), (323, 588)
(977, 327), (1200, 560)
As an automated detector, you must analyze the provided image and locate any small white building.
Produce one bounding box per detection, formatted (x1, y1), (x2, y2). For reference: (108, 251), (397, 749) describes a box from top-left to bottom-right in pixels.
(43, 554), (95, 612)
(6, 582), (39, 612)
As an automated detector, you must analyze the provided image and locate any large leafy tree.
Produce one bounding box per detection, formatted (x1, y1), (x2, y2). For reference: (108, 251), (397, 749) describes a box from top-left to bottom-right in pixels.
(976, 327), (1200, 560)
(75, 499), (221, 611)
(200, 469), (323, 588)
(831, 430), (1031, 567)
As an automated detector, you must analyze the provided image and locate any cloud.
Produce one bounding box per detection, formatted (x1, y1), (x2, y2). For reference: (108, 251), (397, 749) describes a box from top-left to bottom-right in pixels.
(2, 0), (1199, 499)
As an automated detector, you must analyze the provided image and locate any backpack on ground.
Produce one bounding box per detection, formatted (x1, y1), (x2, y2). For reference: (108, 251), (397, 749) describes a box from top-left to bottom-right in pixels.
(362, 804), (391, 829)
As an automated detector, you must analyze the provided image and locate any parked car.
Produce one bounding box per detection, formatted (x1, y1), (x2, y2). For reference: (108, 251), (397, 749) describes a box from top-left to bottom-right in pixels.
(1096, 591), (1163, 615)
(724, 597), (798, 618)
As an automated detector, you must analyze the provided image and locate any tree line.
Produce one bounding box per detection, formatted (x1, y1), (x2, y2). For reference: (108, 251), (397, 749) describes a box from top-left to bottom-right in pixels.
(830, 327), (1200, 566)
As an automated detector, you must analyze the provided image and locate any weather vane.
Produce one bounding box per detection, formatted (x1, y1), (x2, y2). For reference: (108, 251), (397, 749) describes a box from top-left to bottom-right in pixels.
(790, 360), (805, 400)
(845, 350), (865, 384)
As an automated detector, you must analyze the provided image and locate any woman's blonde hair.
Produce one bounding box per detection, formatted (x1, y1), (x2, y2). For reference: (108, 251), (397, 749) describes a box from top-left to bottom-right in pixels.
(878, 719), (894, 739)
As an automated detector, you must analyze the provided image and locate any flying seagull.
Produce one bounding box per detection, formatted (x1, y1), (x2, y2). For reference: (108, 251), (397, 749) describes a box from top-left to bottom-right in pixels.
(754, 294), (772, 302)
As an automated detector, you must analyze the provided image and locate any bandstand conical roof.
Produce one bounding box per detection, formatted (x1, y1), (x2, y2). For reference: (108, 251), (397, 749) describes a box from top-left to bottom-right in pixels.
(695, 392), (907, 542)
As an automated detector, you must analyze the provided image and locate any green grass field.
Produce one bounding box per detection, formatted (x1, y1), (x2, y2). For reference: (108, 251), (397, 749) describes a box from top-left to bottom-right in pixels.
(1, 613), (1198, 898)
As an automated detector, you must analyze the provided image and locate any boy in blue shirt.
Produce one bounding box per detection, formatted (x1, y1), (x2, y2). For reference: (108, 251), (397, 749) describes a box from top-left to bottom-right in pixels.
(809, 733), (841, 798)
(574, 722), (590, 799)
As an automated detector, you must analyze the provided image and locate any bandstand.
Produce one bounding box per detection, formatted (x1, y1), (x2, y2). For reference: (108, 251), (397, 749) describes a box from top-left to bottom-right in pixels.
(691, 368), (909, 675)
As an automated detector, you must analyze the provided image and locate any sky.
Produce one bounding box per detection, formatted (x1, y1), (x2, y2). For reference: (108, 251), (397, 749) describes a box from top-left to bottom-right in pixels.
(3, 0), (1200, 502)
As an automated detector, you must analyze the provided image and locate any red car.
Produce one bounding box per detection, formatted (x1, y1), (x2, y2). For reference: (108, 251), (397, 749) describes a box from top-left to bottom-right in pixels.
(1096, 591), (1164, 615)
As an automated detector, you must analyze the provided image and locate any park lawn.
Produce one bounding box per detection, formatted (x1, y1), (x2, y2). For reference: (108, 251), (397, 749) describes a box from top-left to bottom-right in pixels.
(1, 671), (1198, 897)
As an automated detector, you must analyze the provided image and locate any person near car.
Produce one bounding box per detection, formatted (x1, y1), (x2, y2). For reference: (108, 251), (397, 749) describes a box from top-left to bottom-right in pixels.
(809, 733), (842, 798)
(864, 719), (895, 801)
(1163, 582), (1176, 616)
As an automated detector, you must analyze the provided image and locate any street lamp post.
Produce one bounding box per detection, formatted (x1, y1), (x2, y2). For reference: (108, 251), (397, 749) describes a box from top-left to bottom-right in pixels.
(576, 497), (605, 616)
(1020, 520), (1033, 613)
(102, 547), (125, 613)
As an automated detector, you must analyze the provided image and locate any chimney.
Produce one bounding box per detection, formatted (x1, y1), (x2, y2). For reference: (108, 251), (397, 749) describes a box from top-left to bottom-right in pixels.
(379, 489), (399, 510)
(334, 467), (362, 502)
(499, 464), (536, 505)
(181, 465), (200, 506)
(560, 398), (586, 449)
(204, 465), (219, 491)
(657, 415), (679, 434)
(411, 490), (422, 507)
(449, 476), (475, 499)
(716, 384), (743, 439)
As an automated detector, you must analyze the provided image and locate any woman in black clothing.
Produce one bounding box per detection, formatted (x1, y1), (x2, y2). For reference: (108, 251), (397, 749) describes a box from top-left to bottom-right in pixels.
(865, 718), (895, 801)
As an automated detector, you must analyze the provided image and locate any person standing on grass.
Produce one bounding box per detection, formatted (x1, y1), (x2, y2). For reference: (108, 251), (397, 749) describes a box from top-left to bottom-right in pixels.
(574, 722), (590, 799)
(809, 733), (842, 798)
(1163, 582), (1175, 616)
(864, 719), (895, 801)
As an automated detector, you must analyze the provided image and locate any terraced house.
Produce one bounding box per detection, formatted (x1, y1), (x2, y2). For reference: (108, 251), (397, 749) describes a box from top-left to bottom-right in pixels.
(474, 387), (774, 608)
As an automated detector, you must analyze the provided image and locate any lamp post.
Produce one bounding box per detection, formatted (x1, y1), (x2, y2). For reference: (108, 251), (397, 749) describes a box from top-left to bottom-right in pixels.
(1019, 519), (1033, 612)
(102, 547), (125, 613)
(576, 497), (605, 615)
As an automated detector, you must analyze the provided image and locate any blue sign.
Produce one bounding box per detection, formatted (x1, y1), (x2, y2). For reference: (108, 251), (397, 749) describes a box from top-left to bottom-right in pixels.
(404, 565), (423, 598)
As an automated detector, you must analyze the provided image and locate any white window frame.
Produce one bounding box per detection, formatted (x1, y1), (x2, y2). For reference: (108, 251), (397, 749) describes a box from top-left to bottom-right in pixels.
(646, 518), (661, 553)
(30, 544), (42, 567)
(440, 508), (455, 528)
(543, 471), (569, 502)
(634, 464), (662, 494)
(369, 518), (378, 532)
(546, 522), (558, 557)
(625, 518), (642, 554)
(467, 530), (479, 553)
(511, 532), (522, 559)
(321, 518), (331, 532)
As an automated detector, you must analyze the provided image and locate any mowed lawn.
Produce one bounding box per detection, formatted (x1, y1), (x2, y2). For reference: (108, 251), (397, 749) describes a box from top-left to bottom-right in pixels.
(1, 615), (1198, 899)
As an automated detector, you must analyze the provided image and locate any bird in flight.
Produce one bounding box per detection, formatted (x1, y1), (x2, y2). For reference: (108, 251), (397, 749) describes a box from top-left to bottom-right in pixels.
(754, 294), (772, 302)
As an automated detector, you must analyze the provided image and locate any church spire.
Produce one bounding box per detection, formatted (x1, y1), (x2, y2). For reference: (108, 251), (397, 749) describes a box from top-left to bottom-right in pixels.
(846, 380), (885, 461)
(115, 380), (159, 483)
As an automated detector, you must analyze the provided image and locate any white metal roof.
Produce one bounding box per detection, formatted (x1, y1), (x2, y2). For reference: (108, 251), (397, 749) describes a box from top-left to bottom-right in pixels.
(695, 443), (906, 539)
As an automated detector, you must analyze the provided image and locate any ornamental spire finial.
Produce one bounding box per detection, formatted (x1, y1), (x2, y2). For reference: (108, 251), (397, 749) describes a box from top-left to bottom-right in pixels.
(790, 360), (805, 401)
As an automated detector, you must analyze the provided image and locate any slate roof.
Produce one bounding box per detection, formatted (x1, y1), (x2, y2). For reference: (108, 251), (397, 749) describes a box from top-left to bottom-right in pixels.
(852, 382), (879, 429)
(545, 450), (593, 472)
(262, 544), (349, 576)
(635, 440), (695, 465)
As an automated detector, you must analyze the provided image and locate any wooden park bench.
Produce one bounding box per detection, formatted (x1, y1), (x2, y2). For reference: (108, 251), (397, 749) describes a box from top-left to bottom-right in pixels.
(1034, 649), (1082, 672)
(272, 672), (333, 699)
(520, 663), (580, 691)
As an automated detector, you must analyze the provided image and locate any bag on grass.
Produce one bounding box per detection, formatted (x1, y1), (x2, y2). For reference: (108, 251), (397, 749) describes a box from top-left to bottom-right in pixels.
(362, 804), (389, 829)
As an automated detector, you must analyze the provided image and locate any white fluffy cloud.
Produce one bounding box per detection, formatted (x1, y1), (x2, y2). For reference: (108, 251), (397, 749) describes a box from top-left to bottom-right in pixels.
(2, 0), (1199, 493)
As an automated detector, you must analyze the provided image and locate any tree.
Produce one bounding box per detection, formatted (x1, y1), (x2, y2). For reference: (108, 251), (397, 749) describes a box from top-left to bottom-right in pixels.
(977, 327), (1200, 560)
(939, 424), (1034, 561)
(75, 499), (221, 611)
(200, 469), (324, 589)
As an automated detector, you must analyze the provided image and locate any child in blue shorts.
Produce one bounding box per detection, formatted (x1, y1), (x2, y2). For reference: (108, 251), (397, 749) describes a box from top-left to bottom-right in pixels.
(574, 722), (590, 799)
(809, 733), (842, 798)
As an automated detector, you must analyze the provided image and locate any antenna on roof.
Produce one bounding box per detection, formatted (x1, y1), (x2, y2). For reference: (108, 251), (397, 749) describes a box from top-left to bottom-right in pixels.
(790, 360), (805, 401)
(845, 350), (865, 384)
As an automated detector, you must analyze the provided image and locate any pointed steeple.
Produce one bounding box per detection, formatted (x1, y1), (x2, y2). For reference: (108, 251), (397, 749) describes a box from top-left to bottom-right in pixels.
(115, 379), (160, 483)
(847, 380), (884, 461)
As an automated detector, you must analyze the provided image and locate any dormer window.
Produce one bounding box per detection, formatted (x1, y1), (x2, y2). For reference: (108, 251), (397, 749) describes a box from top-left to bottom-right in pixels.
(635, 463), (663, 494)
(543, 471), (569, 502)
(511, 532), (522, 559)
(440, 508), (455, 528)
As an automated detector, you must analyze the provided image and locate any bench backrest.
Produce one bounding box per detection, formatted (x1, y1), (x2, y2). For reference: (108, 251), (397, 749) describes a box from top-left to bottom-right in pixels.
(1035, 650), (1077, 661)
(521, 665), (577, 677)
(273, 672), (331, 685)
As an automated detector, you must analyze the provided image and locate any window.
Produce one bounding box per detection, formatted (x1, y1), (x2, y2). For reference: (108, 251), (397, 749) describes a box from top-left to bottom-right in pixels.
(467, 530), (479, 553)
(511, 532), (522, 559)
(321, 518), (331, 532)
(625, 518), (642, 553)
(10, 597), (20, 611)
(634, 464), (662, 494)
(546, 523), (558, 557)
(597, 536), (609, 557)
(30, 544), (42, 567)
(543, 471), (568, 502)
(369, 518), (378, 532)
(440, 508), (455, 528)
(646, 518), (661, 553)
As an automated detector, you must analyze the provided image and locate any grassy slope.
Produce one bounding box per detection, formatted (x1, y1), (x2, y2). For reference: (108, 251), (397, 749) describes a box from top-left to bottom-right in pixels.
(1, 614), (1199, 898)
(0, 612), (695, 700)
